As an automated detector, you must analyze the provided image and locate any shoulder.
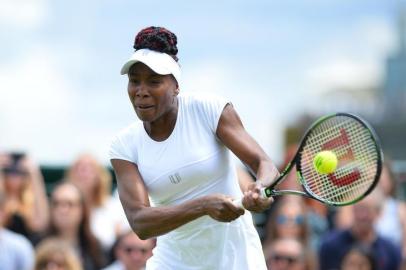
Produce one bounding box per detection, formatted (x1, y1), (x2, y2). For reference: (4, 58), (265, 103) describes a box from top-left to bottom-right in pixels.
(320, 229), (351, 247)
(376, 234), (401, 252)
(179, 92), (229, 108)
(179, 92), (230, 132)
(0, 229), (34, 253)
(109, 122), (143, 163)
(113, 121), (143, 141)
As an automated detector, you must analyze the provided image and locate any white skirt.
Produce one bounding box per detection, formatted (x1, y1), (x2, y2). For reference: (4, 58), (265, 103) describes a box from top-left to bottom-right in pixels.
(146, 213), (266, 270)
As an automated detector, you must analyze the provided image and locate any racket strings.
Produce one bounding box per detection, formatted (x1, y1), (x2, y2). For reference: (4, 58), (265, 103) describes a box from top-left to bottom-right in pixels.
(305, 130), (376, 201)
(299, 116), (379, 204)
(307, 137), (376, 199)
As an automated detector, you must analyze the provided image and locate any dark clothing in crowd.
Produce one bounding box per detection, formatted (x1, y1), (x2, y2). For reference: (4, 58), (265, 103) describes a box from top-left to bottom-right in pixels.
(319, 229), (401, 270)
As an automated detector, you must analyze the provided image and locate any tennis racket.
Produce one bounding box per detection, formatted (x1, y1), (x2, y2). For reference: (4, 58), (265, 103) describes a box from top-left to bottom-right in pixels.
(236, 112), (383, 207)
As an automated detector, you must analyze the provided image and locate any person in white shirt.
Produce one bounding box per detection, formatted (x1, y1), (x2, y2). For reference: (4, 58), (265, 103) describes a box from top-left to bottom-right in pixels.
(0, 189), (35, 270)
(110, 26), (279, 270)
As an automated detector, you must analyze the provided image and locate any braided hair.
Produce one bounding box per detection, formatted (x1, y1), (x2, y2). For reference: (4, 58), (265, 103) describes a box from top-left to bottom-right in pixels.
(134, 26), (179, 61)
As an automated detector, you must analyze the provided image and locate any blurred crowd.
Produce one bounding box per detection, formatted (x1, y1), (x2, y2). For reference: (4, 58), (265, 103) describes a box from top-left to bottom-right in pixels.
(0, 152), (153, 270)
(0, 150), (405, 270)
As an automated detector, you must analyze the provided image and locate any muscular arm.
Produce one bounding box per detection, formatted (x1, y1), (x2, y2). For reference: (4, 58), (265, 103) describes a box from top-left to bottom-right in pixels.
(216, 104), (279, 210)
(111, 159), (244, 240)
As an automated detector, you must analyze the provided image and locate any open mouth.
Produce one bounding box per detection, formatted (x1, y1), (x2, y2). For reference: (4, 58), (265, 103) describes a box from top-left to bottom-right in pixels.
(137, 105), (154, 110)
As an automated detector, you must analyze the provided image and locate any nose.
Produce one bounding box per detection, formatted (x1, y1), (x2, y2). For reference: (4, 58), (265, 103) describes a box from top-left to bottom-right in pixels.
(135, 82), (150, 98)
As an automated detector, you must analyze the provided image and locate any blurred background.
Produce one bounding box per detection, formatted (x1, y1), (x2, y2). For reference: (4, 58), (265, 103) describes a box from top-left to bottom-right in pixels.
(1, 0), (405, 195)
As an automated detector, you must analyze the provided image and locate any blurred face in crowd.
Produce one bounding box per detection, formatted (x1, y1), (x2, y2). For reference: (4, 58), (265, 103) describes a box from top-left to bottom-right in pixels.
(377, 166), (392, 197)
(69, 154), (99, 194)
(275, 202), (305, 239)
(37, 253), (69, 270)
(351, 189), (382, 236)
(51, 184), (83, 232)
(116, 232), (154, 270)
(266, 238), (305, 270)
(3, 170), (26, 195)
(341, 249), (373, 270)
(34, 238), (83, 270)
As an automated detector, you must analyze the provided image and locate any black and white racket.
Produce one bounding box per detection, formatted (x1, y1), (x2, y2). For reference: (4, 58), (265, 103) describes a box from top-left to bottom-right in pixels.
(236, 112), (383, 207)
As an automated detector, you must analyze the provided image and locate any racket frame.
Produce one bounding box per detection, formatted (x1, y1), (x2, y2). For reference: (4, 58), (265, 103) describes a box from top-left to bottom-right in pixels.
(262, 112), (383, 206)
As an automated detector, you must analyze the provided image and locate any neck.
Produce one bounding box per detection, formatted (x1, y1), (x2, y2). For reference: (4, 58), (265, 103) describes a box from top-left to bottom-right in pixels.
(58, 228), (79, 246)
(351, 227), (376, 244)
(145, 97), (178, 141)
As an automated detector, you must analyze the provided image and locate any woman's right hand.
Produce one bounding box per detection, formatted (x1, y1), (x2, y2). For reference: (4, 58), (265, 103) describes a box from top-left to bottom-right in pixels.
(202, 194), (245, 222)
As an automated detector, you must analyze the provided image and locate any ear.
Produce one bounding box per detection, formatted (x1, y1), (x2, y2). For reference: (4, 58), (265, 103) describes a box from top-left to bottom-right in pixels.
(174, 83), (180, 96)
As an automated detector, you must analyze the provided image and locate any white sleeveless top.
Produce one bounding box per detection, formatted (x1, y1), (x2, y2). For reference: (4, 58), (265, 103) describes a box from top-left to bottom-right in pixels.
(109, 93), (266, 270)
(375, 198), (403, 247)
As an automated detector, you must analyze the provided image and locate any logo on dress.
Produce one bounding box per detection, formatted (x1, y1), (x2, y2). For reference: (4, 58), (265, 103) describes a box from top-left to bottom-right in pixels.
(169, 173), (181, 184)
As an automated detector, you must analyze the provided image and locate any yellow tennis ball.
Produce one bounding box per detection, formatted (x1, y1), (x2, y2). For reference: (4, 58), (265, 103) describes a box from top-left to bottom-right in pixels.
(313, 151), (338, 174)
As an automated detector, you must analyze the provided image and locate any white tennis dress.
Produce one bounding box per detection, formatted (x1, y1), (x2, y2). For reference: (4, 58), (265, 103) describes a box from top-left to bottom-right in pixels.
(109, 93), (266, 270)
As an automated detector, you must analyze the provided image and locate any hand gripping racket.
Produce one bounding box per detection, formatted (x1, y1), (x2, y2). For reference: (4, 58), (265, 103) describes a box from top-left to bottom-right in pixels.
(236, 112), (383, 207)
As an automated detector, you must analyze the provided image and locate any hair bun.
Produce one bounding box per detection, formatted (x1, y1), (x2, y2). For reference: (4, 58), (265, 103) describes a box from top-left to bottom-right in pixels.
(134, 26), (178, 60)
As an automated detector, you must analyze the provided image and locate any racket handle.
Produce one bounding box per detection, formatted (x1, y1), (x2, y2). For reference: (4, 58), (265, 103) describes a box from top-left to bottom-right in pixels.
(233, 197), (244, 208)
(232, 188), (268, 209)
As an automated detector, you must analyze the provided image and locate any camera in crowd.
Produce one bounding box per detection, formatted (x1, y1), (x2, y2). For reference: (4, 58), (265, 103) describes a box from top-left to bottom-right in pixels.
(1, 152), (27, 176)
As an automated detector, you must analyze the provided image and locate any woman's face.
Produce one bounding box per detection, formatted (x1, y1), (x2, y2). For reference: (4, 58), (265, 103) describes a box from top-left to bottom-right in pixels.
(3, 172), (26, 195)
(37, 254), (67, 270)
(127, 62), (178, 123)
(275, 203), (305, 239)
(69, 155), (98, 194)
(341, 250), (372, 270)
(51, 184), (83, 233)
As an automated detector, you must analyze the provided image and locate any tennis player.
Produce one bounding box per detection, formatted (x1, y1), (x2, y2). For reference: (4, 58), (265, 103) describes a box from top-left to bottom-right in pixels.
(109, 26), (279, 270)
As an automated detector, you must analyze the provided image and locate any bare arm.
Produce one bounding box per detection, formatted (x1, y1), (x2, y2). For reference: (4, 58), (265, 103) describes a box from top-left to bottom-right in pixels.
(216, 104), (279, 211)
(111, 159), (244, 240)
(22, 157), (49, 232)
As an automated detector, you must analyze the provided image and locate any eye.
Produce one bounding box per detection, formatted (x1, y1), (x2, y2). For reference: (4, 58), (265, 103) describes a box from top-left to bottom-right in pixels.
(149, 78), (162, 85)
(129, 78), (140, 85)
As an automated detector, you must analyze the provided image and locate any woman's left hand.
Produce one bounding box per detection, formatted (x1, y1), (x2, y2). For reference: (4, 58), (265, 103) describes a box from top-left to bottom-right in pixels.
(242, 182), (273, 212)
(20, 155), (42, 179)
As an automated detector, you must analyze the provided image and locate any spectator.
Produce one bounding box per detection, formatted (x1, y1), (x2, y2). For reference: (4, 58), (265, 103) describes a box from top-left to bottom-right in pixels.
(263, 196), (310, 248)
(340, 244), (376, 270)
(264, 237), (316, 270)
(319, 188), (401, 270)
(43, 181), (106, 270)
(34, 237), (83, 270)
(375, 161), (406, 260)
(66, 153), (128, 249)
(103, 229), (154, 270)
(0, 189), (35, 270)
(0, 152), (49, 245)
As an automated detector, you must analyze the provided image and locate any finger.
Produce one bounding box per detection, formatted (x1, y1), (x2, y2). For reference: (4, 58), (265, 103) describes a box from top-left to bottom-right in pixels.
(225, 200), (245, 215)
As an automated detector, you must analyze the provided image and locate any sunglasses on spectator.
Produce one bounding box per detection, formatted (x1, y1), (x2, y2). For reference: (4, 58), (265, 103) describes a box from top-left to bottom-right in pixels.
(51, 199), (81, 209)
(121, 245), (149, 255)
(269, 253), (302, 265)
(276, 214), (304, 225)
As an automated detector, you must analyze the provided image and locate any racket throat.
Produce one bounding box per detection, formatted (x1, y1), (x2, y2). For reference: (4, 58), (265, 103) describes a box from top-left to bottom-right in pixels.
(263, 188), (311, 198)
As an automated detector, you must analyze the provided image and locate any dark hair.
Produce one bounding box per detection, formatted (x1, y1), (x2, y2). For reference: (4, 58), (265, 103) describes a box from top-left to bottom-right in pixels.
(49, 181), (106, 269)
(341, 244), (377, 270)
(134, 26), (178, 61)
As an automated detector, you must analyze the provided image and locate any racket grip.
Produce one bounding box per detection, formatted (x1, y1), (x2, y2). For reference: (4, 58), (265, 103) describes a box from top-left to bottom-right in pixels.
(233, 198), (244, 208)
(232, 188), (268, 209)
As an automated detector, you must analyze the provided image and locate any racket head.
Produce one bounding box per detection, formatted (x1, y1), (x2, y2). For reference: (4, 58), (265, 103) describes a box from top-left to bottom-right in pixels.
(295, 113), (383, 206)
